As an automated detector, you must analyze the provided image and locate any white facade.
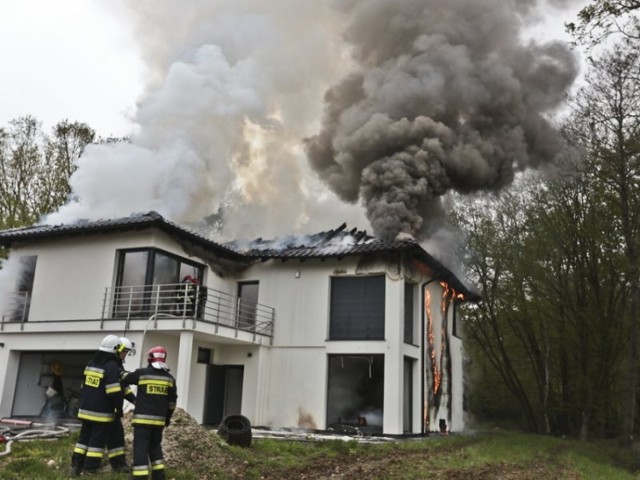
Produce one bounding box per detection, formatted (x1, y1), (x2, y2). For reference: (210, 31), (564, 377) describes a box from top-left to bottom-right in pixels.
(0, 217), (471, 435)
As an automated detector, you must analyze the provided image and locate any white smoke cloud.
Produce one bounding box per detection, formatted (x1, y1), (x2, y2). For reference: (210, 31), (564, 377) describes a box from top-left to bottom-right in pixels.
(0, 256), (31, 321)
(44, 0), (367, 239)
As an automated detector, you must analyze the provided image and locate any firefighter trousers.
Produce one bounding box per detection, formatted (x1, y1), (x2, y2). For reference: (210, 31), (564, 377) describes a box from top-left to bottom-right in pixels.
(106, 417), (128, 469)
(132, 425), (166, 479)
(71, 420), (109, 473)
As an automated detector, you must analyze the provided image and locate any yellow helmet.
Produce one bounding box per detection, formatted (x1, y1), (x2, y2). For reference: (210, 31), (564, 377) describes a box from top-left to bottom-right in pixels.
(50, 360), (64, 376)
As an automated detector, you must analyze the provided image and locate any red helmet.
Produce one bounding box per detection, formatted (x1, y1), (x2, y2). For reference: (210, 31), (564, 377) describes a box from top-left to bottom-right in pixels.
(147, 346), (168, 369)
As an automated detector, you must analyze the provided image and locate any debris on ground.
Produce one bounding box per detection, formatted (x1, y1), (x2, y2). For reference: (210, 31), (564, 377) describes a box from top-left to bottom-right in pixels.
(0, 419), (70, 458)
(122, 408), (240, 479)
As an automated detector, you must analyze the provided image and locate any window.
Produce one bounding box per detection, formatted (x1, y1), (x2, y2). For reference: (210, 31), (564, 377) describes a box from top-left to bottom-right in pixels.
(404, 282), (414, 344)
(329, 275), (385, 340)
(197, 347), (212, 364)
(7, 255), (37, 321)
(113, 248), (204, 318)
(452, 303), (461, 339)
(237, 281), (259, 329)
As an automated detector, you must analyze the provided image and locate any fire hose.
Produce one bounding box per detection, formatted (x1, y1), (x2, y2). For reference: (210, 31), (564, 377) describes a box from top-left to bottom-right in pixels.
(0, 418), (70, 458)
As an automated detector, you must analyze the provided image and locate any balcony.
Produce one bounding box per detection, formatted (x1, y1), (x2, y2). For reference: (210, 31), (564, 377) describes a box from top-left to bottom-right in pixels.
(102, 283), (274, 339)
(1, 284), (275, 343)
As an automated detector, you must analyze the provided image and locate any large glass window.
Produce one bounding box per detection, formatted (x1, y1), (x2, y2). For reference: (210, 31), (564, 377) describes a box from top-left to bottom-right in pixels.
(113, 248), (204, 318)
(329, 275), (385, 340)
(120, 251), (148, 287)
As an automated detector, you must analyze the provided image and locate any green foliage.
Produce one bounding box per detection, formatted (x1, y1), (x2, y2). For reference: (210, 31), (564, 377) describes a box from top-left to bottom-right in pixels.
(0, 116), (95, 230)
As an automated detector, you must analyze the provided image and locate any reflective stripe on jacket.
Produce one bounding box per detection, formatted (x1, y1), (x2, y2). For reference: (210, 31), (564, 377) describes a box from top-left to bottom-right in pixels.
(78, 355), (123, 423)
(123, 367), (177, 427)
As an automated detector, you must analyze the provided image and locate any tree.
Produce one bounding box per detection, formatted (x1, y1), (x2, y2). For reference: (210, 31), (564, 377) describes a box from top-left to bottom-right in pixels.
(0, 116), (95, 230)
(568, 43), (640, 444)
(0, 116), (45, 228)
(455, 167), (627, 437)
(42, 120), (96, 213)
(566, 0), (640, 47)
(454, 183), (545, 432)
(456, 42), (640, 441)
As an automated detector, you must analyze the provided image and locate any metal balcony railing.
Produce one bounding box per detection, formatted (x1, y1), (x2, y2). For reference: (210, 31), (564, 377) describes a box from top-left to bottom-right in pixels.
(101, 283), (274, 338)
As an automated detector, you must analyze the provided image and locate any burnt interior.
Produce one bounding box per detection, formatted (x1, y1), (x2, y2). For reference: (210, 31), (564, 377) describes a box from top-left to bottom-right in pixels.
(326, 354), (384, 435)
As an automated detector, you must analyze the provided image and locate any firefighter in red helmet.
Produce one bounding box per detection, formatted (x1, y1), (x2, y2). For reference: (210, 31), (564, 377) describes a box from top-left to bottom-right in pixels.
(122, 346), (177, 480)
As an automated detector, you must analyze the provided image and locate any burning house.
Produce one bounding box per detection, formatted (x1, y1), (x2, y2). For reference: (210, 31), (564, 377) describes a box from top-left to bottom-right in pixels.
(0, 211), (478, 435)
(0, 0), (579, 439)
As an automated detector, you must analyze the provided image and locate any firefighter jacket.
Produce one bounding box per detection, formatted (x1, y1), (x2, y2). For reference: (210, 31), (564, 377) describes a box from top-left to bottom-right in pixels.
(123, 366), (177, 427)
(77, 351), (123, 423)
(116, 357), (136, 406)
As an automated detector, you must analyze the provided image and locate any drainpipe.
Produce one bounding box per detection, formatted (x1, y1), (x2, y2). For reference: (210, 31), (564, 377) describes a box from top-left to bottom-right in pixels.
(133, 313), (179, 367)
(421, 276), (439, 436)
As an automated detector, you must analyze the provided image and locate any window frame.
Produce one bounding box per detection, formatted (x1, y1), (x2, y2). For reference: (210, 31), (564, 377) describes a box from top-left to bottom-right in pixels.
(404, 281), (415, 345)
(113, 247), (204, 318)
(328, 274), (386, 341)
(237, 281), (259, 329)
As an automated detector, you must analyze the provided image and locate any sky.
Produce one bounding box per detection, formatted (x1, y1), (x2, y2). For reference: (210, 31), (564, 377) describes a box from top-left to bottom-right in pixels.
(0, 0), (589, 245)
(0, 1), (585, 138)
(0, 0), (143, 138)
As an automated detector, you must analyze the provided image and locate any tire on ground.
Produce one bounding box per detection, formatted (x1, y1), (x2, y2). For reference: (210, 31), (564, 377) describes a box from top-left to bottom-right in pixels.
(218, 414), (252, 447)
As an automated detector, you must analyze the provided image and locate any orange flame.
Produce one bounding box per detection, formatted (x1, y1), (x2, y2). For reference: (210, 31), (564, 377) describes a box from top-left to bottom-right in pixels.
(425, 290), (441, 394)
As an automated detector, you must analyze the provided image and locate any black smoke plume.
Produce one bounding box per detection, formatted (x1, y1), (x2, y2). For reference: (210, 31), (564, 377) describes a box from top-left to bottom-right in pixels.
(305, 0), (578, 240)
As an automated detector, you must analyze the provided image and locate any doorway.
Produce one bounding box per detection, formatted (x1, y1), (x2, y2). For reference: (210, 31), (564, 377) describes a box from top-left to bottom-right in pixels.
(326, 354), (384, 434)
(203, 365), (244, 426)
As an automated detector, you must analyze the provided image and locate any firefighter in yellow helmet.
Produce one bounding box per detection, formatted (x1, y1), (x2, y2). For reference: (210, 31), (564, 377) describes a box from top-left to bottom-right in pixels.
(50, 360), (64, 397)
(70, 334), (123, 477)
(105, 337), (137, 473)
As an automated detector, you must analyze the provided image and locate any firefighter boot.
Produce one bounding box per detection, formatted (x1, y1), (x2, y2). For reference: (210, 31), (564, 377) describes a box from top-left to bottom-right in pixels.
(70, 454), (84, 477)
(110, 455), (131, 473)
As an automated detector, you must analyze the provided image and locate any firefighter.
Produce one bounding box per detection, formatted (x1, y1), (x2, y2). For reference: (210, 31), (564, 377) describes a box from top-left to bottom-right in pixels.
(50, 360), (64, 397)
(176, 275), (198, 316)
(122, 346), (177, 480)
(105, 336), (137, 473)
(71, 334), (124, 476)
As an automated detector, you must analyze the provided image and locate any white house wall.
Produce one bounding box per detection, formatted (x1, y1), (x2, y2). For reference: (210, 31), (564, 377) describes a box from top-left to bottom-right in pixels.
(11, 236), (119, 321)
(450, 335), (464, 432)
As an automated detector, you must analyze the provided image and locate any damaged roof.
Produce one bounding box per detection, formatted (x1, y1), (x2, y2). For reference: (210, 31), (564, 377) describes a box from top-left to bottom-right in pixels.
(0, 212), (479, 300)
(234, 222), (480, 301)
